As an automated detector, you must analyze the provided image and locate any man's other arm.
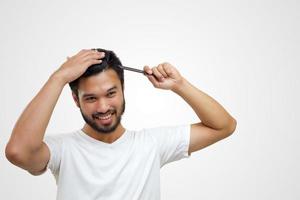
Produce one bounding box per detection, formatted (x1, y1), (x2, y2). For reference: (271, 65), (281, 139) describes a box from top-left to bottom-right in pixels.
(172, 77), (236, 155)
(5, 49), (104, 175)
(144, 63), (237, 155)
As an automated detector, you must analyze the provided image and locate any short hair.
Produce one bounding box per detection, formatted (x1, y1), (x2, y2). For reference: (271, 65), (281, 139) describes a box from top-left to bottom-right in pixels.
(69, 48), (124, 97)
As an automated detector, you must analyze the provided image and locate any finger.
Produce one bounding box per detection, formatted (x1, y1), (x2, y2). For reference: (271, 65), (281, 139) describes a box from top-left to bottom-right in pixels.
(83, 58), (103, 67)
(152, 66), (165, 81)
(162, 63), (175, 76)
(82, 51), (105, 61)
(76, 49), (90, 57)
(147, 73), (160, 88)
(157, 64), (168, 78)
(143, 65), (153, 75)
(79, 49), (103, 59)
(67, 49), (88, 60)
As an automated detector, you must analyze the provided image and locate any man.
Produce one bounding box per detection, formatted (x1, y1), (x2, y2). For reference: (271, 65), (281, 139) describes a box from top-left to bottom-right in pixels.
(6, 48), (237, 199)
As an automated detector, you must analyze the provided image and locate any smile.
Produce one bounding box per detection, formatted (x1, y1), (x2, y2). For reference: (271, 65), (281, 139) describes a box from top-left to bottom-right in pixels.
(95, 113), (113, 120)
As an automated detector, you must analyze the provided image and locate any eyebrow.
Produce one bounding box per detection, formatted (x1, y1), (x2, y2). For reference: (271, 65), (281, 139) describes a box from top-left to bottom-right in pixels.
(82, 86), (118, 98)
(107, 86), (117, 92)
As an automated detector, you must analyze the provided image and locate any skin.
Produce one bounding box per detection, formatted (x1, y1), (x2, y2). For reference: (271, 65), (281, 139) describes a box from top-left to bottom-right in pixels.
(5, 49), (237, 176)
(74, 68), (126, 143)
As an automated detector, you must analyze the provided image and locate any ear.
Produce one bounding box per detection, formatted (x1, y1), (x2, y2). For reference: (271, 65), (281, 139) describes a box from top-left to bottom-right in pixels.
(72, 92), (80, 108)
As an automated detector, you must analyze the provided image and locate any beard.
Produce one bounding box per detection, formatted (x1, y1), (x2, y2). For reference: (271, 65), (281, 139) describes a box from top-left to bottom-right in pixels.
(80, 100), (125, 134)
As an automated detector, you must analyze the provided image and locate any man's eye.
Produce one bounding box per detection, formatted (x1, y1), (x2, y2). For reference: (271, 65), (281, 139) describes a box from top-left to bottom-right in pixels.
(86, 97), (96, 101)
(107, 91), (116, 97)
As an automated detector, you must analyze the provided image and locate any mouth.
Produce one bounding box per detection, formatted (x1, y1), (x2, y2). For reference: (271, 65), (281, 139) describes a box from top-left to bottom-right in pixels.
(93, 111), (115, 125)
(95, 113), (112, 120)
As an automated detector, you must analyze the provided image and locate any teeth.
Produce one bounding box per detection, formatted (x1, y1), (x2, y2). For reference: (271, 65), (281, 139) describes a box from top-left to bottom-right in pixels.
(96, 113), (112, 120)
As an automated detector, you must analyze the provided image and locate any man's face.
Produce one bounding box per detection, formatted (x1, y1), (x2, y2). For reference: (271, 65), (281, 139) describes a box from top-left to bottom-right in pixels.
(74, 69), (125, 134)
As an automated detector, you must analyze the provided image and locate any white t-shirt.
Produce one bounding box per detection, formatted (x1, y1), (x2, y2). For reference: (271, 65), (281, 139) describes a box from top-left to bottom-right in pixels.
(44, 125), (191, 200)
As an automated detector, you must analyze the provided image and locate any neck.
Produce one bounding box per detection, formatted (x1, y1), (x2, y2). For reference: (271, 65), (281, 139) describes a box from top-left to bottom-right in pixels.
(82, 123), (126, 144)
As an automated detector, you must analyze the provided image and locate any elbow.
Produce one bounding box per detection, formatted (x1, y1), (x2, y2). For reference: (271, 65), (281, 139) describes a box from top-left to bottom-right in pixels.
(219, 117), (237, 138)
(226, 117), (237, 136)
(5, 143), (27, 167)
(5, 144), (21, 165)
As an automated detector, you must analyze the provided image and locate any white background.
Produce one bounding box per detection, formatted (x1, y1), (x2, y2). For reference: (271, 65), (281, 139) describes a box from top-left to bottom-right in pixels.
(1, 0), (299, 199)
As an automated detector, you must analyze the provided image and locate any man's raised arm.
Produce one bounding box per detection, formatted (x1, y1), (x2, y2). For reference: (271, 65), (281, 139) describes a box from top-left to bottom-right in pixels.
(144, 63), (237, 155)
(5, 49), (104, 174)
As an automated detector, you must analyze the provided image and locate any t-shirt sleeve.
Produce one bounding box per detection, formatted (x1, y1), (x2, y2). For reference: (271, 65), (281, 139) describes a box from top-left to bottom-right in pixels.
(44, 134), (64, 176)
(146, 124), (191, 167)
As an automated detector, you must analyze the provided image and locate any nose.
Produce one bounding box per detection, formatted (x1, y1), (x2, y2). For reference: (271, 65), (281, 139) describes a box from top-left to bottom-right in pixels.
(95, 98), (110, 113)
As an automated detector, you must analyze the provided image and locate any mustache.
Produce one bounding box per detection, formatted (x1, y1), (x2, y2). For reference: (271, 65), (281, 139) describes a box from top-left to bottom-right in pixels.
(92, 109), (116, 119)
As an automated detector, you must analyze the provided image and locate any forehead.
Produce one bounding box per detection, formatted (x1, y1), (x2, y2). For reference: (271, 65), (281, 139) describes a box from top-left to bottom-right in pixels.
(77, 69), (121, 96)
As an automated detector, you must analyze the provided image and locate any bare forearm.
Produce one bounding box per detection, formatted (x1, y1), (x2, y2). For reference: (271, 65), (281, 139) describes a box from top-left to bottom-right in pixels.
(7, 73), (65, 152)
(172, 78), (235, 130)
(5, 49), (104, 172)
(6, 50), (104, 155)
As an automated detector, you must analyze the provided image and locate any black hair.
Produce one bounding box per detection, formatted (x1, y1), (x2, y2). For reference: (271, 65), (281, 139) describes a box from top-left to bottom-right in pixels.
(69, 48), (124, 97)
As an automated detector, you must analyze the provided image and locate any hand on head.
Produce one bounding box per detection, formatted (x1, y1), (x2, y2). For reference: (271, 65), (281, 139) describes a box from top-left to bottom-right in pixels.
(54, 49), (105, 84)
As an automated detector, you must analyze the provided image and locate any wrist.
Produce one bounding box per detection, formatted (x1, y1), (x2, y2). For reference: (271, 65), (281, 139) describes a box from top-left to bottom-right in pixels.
(171, 77), (189, 94)
(49, 71), (68, 87)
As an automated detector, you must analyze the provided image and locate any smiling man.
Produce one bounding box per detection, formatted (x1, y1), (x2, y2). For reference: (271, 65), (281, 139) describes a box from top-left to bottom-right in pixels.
(6, 48), (237, 200)
(76, 69), (126, 139)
